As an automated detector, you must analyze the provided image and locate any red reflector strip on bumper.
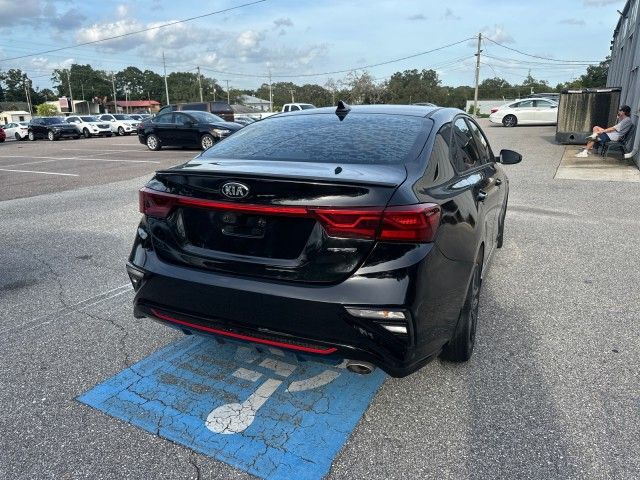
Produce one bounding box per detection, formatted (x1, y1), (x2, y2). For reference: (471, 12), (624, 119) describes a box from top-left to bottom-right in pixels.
(150, 309), (338, 355)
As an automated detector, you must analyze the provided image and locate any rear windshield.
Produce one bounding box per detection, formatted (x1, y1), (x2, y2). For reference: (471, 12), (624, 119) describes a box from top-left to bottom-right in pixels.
(81, 116), (98, 122)
(113, 115), (132, 120)
(189, 111), (224, 123)
(201, 113), (429, 164)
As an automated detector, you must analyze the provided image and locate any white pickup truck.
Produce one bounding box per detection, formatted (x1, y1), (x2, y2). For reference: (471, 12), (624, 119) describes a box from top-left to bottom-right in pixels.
(281, 103), (316, 112)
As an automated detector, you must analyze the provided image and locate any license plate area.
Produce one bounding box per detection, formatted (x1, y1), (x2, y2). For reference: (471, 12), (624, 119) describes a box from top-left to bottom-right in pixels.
(177, 207), (316, 259)
(219, 211), (266, 239)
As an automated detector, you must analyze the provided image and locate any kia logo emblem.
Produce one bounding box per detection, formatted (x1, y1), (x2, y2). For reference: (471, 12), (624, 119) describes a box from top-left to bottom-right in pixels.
(221, 182), (249, 199)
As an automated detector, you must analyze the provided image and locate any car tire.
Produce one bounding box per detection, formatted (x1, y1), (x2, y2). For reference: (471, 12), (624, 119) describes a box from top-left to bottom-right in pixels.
(106, 133), (112, 137)
(440, 252), (483, 362)
(73, 135), (80, 140)
(0, 137), (4, 143)
(47, 130), (56, 141)
(201, 133), (215, 150)
(502, 115), (517, 127)
(146, 134), (161, 151)
(83, 128), (91, 138)
(15, 133), (21, 141)
(28, 131), (35, 141)
(118, 126), (125, 136)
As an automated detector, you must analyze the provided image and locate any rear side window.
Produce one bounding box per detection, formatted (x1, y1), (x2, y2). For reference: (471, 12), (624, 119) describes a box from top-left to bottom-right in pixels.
(451, 118), (483, 171)
(466, 119), (492, 164)
(201, 113), (430, 165)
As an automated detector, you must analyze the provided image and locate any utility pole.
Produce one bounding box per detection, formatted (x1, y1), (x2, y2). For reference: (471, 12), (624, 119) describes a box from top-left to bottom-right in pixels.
(473, 32), (482, 117)
(213, 87), (217, 102)
(81, 82), (85, 101)
(23, 75), (32, 114)
(66, 70), (74, 113)
(268, 69), (273, 112)
(163, 51), (170, 105)
(197, 66), (204, 102)
(289, 88), (294, 103)
(111, 73), (117, 114)
(225, 79), (230, 104)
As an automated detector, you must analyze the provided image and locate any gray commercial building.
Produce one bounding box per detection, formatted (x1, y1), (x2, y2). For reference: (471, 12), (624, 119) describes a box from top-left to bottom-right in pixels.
(607, 0), (640, 167)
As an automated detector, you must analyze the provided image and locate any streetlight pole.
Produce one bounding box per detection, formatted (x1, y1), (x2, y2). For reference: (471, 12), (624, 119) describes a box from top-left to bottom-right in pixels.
(225, 79), (230, 104)
(268, 69), (273, 112)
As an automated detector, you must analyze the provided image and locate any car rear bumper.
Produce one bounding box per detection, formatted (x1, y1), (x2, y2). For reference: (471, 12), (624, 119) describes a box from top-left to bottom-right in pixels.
(128, 224), (472, 377)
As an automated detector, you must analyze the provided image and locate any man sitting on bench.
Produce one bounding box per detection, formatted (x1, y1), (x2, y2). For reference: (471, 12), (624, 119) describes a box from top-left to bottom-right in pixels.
(575, 105), (633, 158)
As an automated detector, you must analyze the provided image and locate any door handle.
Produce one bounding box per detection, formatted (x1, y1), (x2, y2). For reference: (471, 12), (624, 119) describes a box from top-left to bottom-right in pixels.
(495, 179), (502, 186)
(476, 190), (488, 202)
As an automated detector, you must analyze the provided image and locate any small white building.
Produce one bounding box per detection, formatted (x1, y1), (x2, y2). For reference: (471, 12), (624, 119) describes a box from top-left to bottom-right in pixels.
(0, 110), (32, 124)
(45, 98), (101, 115)
(465, 99), (516, 115)
(239, 94), (271, 112)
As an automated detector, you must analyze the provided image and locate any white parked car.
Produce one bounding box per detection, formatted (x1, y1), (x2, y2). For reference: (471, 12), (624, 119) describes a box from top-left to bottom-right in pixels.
(2, 121), (29, 140)
(97, 114), (139, 135)
(489, 98), (558, 127)
(66, 116), (112, 138)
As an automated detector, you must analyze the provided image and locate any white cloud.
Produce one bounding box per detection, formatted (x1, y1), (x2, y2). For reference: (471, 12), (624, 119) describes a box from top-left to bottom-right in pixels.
(273, 17), (293, 28)
(116, 5), (129, 18)
(481, 25), (514, 44)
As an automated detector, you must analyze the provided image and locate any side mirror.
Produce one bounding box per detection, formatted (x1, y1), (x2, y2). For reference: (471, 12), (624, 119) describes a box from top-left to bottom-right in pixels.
(550, 105), (558, 109)
(497, 149), (522, 165)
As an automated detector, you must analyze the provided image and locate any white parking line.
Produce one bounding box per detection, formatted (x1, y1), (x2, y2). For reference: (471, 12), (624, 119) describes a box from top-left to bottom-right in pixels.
(62, 148), (147, 154)
(0, 155), (159, 164)
(0, 168), (78, 176)
(1, 159), (61, 168)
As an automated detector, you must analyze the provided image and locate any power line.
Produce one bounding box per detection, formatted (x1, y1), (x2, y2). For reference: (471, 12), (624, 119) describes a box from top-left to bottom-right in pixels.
(0, 0), (268, 62)
(482, 53), (595, 67)
(200, 37), (476, 79)
(483, 37), (601, 63)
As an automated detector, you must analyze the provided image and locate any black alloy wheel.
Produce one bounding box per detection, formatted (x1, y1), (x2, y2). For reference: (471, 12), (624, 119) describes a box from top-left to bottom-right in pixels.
(440, 254), (483, 362)
(83, 128), (91, 138)
(502, 115), (517, 127)
(15, 133), (21, 140)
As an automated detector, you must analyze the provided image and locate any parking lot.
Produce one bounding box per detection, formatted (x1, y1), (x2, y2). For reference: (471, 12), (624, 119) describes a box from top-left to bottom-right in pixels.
(0, 135), (196, 201)
(1, 122), (639, 479)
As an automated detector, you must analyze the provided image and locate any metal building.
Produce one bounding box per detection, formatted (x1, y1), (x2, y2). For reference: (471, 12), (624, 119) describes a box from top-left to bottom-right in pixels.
(607, 0), (640, 167)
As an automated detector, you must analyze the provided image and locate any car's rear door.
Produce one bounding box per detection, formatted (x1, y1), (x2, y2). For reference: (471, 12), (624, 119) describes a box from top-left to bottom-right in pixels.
(152, 113), (177, 145)
(450, 116), (501, 256)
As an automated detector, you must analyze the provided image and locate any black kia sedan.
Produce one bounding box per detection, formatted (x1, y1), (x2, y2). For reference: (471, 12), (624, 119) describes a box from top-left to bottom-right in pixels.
(127, 104), (521, 377)
(28, 117), (80, 141)
(137, 110), (243, 151)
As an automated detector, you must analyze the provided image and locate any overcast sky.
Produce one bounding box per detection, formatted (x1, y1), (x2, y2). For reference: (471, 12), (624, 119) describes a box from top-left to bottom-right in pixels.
(0, 0), (627, 92)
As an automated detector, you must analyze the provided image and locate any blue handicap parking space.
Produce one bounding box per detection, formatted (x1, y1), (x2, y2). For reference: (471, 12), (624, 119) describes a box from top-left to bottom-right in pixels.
(79, 336), (386, 479)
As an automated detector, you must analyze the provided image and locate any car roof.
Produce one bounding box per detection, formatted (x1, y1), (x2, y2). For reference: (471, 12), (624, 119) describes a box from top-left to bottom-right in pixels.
(276, 104), (447, 118)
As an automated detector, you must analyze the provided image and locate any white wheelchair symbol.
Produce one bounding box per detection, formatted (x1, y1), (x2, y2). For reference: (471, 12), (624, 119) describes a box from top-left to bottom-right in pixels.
(205, 346), (346, 435)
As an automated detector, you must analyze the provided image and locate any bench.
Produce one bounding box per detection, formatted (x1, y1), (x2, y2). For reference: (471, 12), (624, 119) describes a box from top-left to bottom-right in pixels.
(600, 124), (635, 158)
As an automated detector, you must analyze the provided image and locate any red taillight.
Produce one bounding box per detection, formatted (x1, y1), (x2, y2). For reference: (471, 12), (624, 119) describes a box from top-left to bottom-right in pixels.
(378, 204), (441, 242)
(310, 208), (382, 239)
(490, 107), (499, 113)
(139, 187), (441, 243)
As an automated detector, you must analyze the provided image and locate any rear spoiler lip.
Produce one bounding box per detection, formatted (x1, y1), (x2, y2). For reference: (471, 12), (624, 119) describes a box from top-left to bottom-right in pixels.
(154, 166), (407, 188)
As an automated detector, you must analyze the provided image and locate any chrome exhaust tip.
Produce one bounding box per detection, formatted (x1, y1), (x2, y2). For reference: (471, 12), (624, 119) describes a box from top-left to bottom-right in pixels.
(345, 360), (376, 375)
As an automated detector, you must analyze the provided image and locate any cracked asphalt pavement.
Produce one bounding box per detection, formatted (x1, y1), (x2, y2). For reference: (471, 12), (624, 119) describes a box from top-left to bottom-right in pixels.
(1, 125), (639, 479)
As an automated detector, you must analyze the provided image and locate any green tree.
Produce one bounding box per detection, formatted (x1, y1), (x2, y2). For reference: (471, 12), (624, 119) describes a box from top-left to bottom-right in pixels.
(0, 69), (30, 102)
(51, 64), (112, 100)
(36, 103), (58, 116)
(386, 68), (443, 104)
